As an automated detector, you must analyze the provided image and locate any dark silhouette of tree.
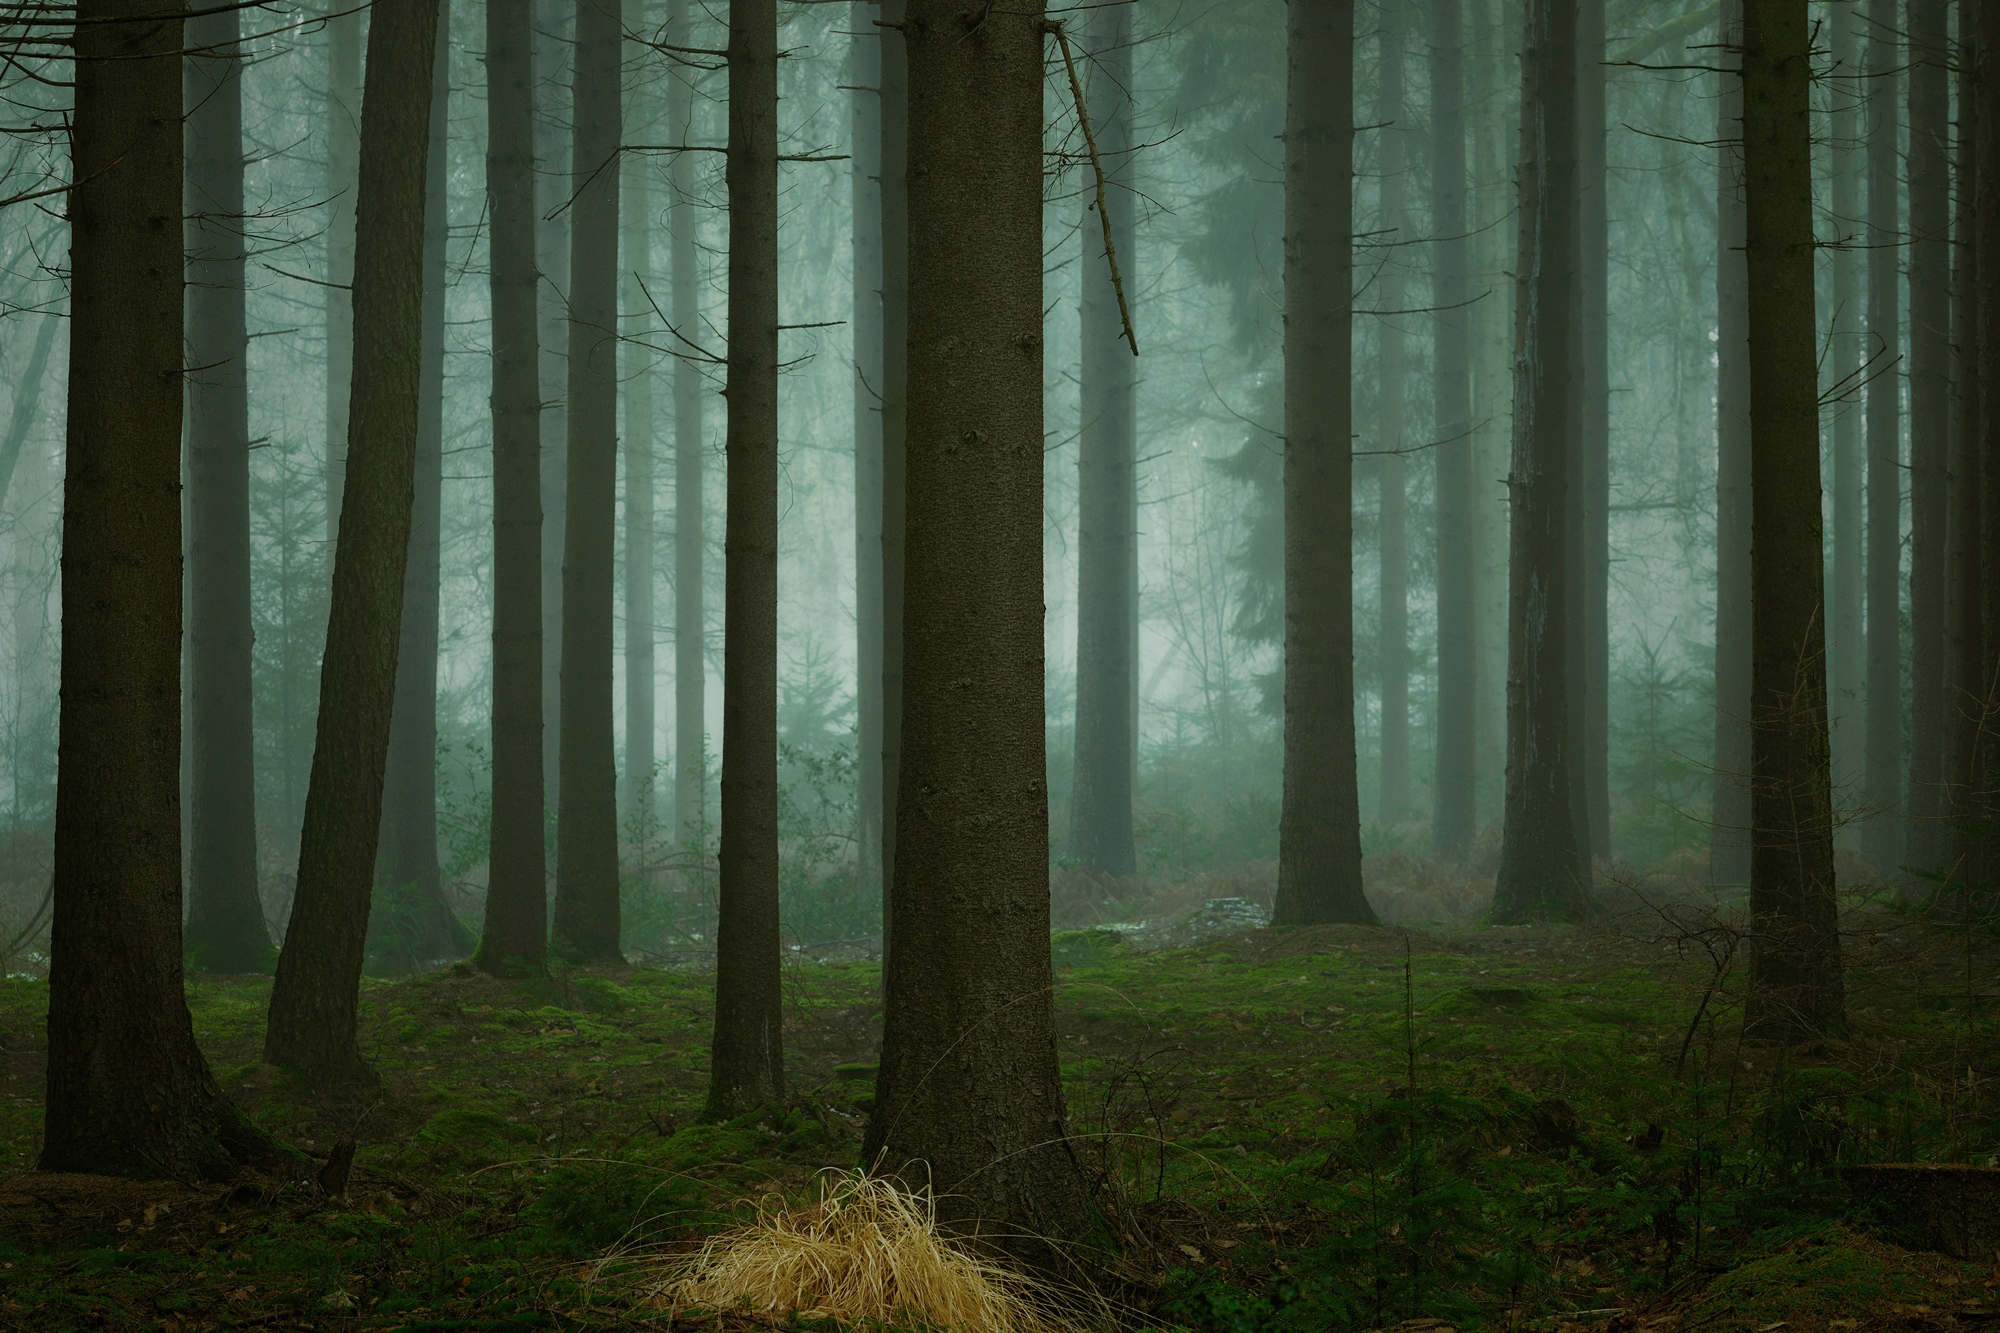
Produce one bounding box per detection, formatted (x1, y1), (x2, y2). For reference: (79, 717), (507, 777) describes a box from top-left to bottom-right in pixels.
(1862, 0), (1903, 876)
(1712, 0), (1753, 893)
(1944, 0), (1985, 886)
(324, 0), (360, 539)
(876, 0), (909, 950)
(538, 0), (572, 819)
(1376, 1), (1411, 827)
(1575, 0), (1609, 864)
(670, 0), (707, 849)
(1828, 6), (1862, 823)
(624, 0), (658, 829)
(854, 0), (885, 903)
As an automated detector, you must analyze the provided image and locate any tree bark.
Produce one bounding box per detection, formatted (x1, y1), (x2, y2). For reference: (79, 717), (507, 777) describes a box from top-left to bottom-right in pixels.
(1712, 0), (1753, 893)
(1943, 5), (1983, 889)
(670, 0), (707, 849)
(1977, 0), (2000, 878)
(706, 0), (784, 1117)
(854, 1), (885, 908)
(1492, 0), (1587, 923)
(184, 0), (274, 974)
(264, 0), (441, 1086)
(538, 0), (571, 819)
(1273, 0), (1376, 927)
(624, 0), (658, 830)
(479, 0), (548, 976)
(1575, 0), (1609, 864)
(863, 0), (1085, 1247)
(1828, 6), (1863, 824)
(1741, 0), (1845, 1042)
(325, 0), (361, 542)
(551, 0), (625, 964)
(1862, 0), (1904, 876)
(878, 0), (908, 948)
(1376, 4), (1411, 828)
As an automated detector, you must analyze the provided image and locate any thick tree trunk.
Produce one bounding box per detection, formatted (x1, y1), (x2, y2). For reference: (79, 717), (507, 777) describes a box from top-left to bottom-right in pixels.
(552, 0), (624, 964)
(1712, 0), (1753, 893)
(478, 0), (548, 976)
(325, 0), (360, 541)
(1376, 7), (1411, 828)
(184, 2), (273, 974)
(1070, 1), (1139, 875)
(624, 0), (658, 829)
(1430, 0), (1476, 859)
(264, 0), (441, 1086)
(671, 0), (707, 848)
(43, 0), (286, 1181)
(853, 2), (885, 905)
(1576, 0), (1609, 864)
(1740, 0), (1845, 1042)
(1492, 0), (1587, 923)
(1273, 0), (1376, 927)
(863, 0), (1085, 1246)
(706, 0), (784, 1117)
(537, 0), (571, 818)
(1944, 10), (1983, 889)
(878, 0), (908, 947)
(1828, 7), (1863, 820)
(1862, 0), (1904, 876)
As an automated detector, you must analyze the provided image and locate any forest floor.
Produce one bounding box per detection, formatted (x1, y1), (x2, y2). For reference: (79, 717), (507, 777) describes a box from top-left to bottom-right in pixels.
(0, 894), (1995, 1332)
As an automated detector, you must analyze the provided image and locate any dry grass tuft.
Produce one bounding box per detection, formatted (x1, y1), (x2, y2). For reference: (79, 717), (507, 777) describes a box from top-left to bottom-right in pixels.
(646, 1170), (1091, 1333)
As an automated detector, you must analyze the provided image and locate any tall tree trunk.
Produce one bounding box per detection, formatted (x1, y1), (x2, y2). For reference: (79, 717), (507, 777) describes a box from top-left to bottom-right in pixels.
(1430, 0), (1476, 859)
(551, 0), (624, 963)
(184, 1), (273, 974)
(877, 0), (908, 947)
(264, 0), (441, 1086)
(624, 0), (658, 829)
(1978, 0), (2000, 877)
(325, 0), (361, 541)
(1470, 0), (1509, 824)
(1862, 0), (1904, 876)
(1070, 1), (1140, 875)
(1828, 6), (1863, 821)
(1272, 0), (1376, 927)
(1712, 0), (1753, 892)
(1575, 0), (1609, 864)
(1904, 0), (1949, 880)
(1943, 5), (1982, 889)
(537, 0), (571, 818)
(479, 0), (548, 976)
(1376, 4), (1411, 828)
(1741, 0), (1845, 1042)
(854, 1), (885, 907)
(706, 0), (784, 1117)
(0, 313), (57, 514)
(670, 0), (707, 848)
(1492, 0), (1587, 923)
(863, 0), (1084, 1245)
(43, 0), (285, 1181)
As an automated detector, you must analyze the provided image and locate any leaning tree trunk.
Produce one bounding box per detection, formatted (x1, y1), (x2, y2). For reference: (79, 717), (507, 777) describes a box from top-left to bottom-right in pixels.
(551, 0), (624, 964)
(863, 0), (1086, 1248)
(853, 2), (885, 906)
(706, 0), (784, 1118)
(1575, 0), (1609, 864)
(478, 0), (548, 976)
(1944, 13), (1983, 890)
(43, 0), (287, 1181)
(325, 0), (361, 540)
(264, 0), (441, 1087)
(1862, 0), (1904, 877)
(1492, 0), (1587, 923)
(1272, 0), (1377, 927)
(1069, 0), (1140, 876)
(670, 0), (707, 849)
(1828, 7), (1864, 821)
(624, 0), (658, 829)
(184, 0), (274, 974)
(1741, 0), (1846, 1043)
(1375, 7), (1411, 829)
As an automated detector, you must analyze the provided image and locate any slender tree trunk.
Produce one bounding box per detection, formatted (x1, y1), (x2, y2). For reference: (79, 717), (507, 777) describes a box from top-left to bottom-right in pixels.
(1273, 0), (1376, 927)
(670, 0), (706, 849)
(1741, 0), (1845, 1042)
(1470, 0), (1509, 824)
(878, 0), (908, 947)
(537, 0), (571, 818)
(706, 0), (784, 1117)
(1944, 8), (1983, 889)
(1070, 1), (1140, 875)
(1493, 0), (1587, 923)
(1575, 0), (1609, 864)
(325, 0), (361, 541)
(0, 314), (57, 514)
(853, 2), (885, 906)
(264, 0), (441, 1086)
(624, 0), (658, 829)
(1430, 0), (1475, 859)
(479, 0), (548, 976)
(1863, 0), (1904, 875)
(1828, 6), (1864, 819)
(1376, 5), (1411, 829)
(43, 0), (286, 1181)
(863, 0), (1084, 1245)
(184, 1), (273, 974)
(552, 0), (624, 963)
(1712, 0), (1753, 892)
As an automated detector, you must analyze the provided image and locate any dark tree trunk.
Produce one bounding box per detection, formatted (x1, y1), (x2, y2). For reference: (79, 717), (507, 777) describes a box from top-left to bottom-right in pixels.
(537, 0), (571, 819)
(325, 0), (360, 541)
(1863, 0), (1904, 876)
(624, 1), (657, 829)
(1741, 0), (1845, 1042)
(1575, 0), (1609, 864)
(706, 0), (784, 1118)
(1430, 0), (1476, 859)
(1376, 5), (1411, 828)
(1492, 0), (1587, 923)
(863, 0), (1085, 1245)
(1828, 7), (1864, 818)
(1944, 8), (1983, 888)
(854, 1), (884, 905)
(184, 1), (274, 974)
(670, 0), (707, 847)
(1978, 0), (2000, 878)
(264, 0), (441, 1087)
(1712, 0), (1753, 893)
(878, 0), (908, 948)
(1272, 0), (1376, 927)
(1070, 0), (1139, 875)
(478, 0), (548, 976)
(551, 0), (624, 963)
(43, 0), (286, 1181)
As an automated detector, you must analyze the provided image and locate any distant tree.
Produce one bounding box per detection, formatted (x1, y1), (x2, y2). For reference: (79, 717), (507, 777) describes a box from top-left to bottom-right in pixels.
(1375, 0), (1411, 828)
(264, 0), (442, 1086)
(853, 1), (886, 906)
(1943, 0), (1984, 885)
(1862, 0), (1903, 876)
(1712, 0), (1752, 893)
(323, 0), (361, 539)
(669, 0), (708, 853)
(624, 0), (659, 829)
(1827, 5), (1862, 815)
(538, 0), (572, 818)
(1575, 0), (1608, 864)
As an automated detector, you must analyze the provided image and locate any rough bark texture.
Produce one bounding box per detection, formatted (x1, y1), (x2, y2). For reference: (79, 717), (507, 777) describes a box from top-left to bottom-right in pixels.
(537, 0), (571, 818)
(324, 0), (360, 540)
(707, 0), (785, 1118)
(184, 1), (274, 974)
(1828, 7), (1864, 819)
(552, 0), (625, 964)
(624, 0), (658, 828)
(854, 1), (885, 906)
(670, 0), (706, 847)
(478, 0), (549, 976)
(1070, 1), (1139, 875)
(1977, 0), (2000, 876)
(878, 0), (908, 947)
(1740, 0), (1845, 1042)
(1376, 7), (1411, 827)
(863, 0), (1085, 1247)
(1492, 0), (1587, 923)
(264, 0), (440, 1087)
(1273, 0), (1377, 927)
(1862, 0), (1904, 875)
(1576, 0), (1609, 864)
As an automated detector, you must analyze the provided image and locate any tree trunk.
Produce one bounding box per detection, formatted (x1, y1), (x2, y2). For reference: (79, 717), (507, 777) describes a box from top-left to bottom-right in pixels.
(671, 0), (707, 849)
(706, 0), (784, 1118)
(1863, 0), (1904, 876)
(853, 2), (885, 909)
(863, 0), (1085, 1246)
(325, 0), (361, 542)
(1741, 0), (1845, 1042)
(478, 0), (548, 976)
(552, 0), (624, 964)
(1430, 0), (1476, 860)
(1828, 6), (1864, 824)
(1944, 5), (1982, 888)
(1070, 1), (1139, 875)
(42, 0), (286, 1181)
(1712, 0), (1753, 893)
(1470, 0), (1509, 827)
(538, 0), (571, 819)
(1978, 0), (2000, 877)
(878, 0), (908, 948)
(624, 0), (658, 830)
(264, 0), (441, 1086)
(1273, 0), (1376, 927)
(1492, 0), (1587, 923)
(0, 313), (58, 514)
(184, 1), (273, 974)
(1376, 6), (1411, 829)
(1576, 0), (1609, 865)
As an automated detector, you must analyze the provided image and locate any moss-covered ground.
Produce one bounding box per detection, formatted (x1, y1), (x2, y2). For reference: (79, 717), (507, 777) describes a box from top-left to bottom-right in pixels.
(0, 909), (1995, 1331)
